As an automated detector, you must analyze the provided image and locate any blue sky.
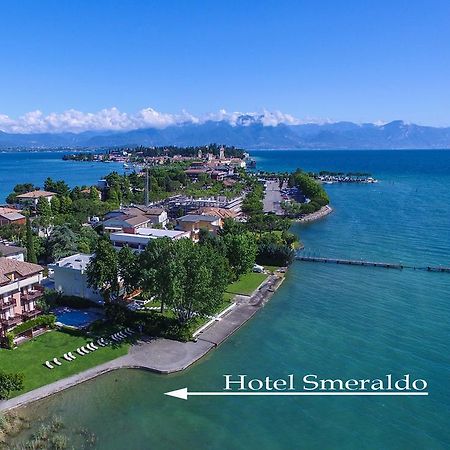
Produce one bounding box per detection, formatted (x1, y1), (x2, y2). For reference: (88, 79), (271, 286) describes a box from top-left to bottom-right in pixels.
(1, 0), (450, 131)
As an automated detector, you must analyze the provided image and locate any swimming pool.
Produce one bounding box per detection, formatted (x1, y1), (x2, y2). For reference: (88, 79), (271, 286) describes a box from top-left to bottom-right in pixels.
(53, 307), (104, 329)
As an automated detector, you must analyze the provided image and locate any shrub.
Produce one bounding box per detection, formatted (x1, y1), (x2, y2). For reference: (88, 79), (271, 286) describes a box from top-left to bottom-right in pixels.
(5, 332), (14, 350)
(11, 314), (56, 337)
(0, 371), (24, 400)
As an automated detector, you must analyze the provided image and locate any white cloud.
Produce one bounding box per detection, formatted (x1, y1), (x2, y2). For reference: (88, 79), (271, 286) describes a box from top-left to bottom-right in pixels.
(0, 107), (330, 134)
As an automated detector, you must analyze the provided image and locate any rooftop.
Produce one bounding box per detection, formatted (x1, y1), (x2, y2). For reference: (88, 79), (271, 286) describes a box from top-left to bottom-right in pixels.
(0, 212), (25, 221)
(0, 243), (26, 257)
(135, 228), (188, 239)
(177, 214), (220, 223)
(51, 253), (93, 271)
(0, 257), (43, 284)
(16, 190), (56, 199)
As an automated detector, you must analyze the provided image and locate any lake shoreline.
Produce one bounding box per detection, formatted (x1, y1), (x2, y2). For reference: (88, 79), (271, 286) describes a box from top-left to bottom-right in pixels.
(0, 273), (285, 413)
(296, 205), (333, 223)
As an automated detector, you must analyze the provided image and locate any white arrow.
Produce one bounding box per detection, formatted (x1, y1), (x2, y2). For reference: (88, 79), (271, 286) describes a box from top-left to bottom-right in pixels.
(164, 388), (429, 400)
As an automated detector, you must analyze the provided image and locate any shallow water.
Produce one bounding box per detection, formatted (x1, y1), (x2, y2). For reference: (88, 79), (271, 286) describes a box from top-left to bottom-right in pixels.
(8, 150), (450, 449)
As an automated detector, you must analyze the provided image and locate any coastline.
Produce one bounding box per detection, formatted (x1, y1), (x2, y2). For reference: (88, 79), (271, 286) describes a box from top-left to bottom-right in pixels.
(296, 205), (333, 223)
(0, 273), (285, 412)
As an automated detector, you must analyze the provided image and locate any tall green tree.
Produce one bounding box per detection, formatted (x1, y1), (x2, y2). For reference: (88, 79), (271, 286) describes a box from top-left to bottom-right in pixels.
(36, 197), (53, 237)
(140, 238), (178, 313)
(223, 232), (257, 279)
(87, 238), (119, 303)
(47, 225), (78, 261)
(25, 216), (37, 263)
(118, 246), (139, 297)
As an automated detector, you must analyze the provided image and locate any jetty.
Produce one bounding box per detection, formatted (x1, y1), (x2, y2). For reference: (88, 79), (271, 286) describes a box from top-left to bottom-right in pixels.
(296, 256), (403, 269)
(296, 255), (450, 273)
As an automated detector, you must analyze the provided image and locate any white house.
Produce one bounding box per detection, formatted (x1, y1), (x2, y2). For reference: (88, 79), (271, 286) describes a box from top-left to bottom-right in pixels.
(0, 243), (26, 262)
(110, 228), (189, 253)
(50, 253), (103, 304)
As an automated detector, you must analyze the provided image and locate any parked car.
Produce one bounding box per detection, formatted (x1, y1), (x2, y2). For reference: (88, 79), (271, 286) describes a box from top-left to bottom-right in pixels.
(253, 264), (265, 273)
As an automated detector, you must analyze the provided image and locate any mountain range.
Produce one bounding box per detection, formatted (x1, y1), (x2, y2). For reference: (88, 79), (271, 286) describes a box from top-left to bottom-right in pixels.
(1, 119), (450, 150)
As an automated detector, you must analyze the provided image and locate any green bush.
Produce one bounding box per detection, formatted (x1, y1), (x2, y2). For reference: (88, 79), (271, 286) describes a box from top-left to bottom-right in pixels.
(0, 371), (24, 400)
(41, 290), (99, 310)
(11, 314), (56, 337)
(5, 332), (15, 350)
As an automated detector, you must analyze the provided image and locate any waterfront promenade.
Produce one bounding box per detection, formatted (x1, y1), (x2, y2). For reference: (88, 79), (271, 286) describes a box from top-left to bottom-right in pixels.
(0, 273), (284, 412)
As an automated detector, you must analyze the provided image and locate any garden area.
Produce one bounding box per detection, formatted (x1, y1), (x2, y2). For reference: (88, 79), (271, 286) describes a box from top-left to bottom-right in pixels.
(0, 330), (129, 397)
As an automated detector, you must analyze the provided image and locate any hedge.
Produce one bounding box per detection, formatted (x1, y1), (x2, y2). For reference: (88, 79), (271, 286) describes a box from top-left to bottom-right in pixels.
(10, 314), (56, 337)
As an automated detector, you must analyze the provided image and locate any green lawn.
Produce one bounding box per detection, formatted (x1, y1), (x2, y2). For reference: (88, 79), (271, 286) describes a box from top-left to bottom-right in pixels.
(0, 330), (129, 397)
(264, 265), (281, 273)
(226, 272), (268, 296)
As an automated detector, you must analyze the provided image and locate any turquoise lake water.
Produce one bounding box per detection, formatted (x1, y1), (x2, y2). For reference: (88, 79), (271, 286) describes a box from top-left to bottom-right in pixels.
(6, 150), (450, 449)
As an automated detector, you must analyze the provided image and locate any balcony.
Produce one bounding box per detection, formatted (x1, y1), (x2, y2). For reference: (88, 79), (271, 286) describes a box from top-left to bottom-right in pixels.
(0, 299), (16, 311)
(21, 290), (43, 303)
(0, 315), (22, 328)
(22, 309), (41, 320)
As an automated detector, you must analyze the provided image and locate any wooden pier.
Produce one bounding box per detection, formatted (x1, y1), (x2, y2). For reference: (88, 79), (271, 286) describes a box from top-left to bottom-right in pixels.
(296, 255), (450, 273)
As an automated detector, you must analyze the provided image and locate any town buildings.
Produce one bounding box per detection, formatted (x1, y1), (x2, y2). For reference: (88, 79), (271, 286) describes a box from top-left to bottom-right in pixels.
(103, 206), (168, 233)
(0, 207), (26, 226)
(15, 190), (56, 208)
(176, 214), (223, 241)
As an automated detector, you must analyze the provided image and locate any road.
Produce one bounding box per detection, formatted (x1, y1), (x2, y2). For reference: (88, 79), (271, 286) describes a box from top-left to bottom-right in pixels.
(263, 180), (284, 215)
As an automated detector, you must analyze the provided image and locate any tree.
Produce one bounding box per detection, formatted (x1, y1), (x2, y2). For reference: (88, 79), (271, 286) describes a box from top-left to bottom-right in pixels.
(176, 239), (229, 323)
(87, 238), (119, 303)
(36, 197), (53, 237)
(223, 232), (257, 279)
(0, 371), (24, 400)
(140, 238), (178, 314)
(140, 238), (229, 323)
(77, 226), (100, 254)
(47, 225), (78, 261)
(25, 216), (37, 263)
(118, 246), (139, 297)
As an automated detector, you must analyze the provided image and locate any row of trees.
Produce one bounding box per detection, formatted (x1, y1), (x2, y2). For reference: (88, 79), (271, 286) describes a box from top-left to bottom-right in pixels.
(87, 229), (258, 326)
(288, 169), (330, 213)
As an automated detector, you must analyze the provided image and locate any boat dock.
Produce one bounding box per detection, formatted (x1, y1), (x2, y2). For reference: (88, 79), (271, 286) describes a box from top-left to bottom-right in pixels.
(296, 255), (450, 273)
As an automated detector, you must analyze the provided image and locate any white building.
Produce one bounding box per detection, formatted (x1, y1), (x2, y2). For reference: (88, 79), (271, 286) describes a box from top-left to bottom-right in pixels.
(0, 243), (26, 262)
(50, 254), (103, 304)
(110, 228), (189, 253)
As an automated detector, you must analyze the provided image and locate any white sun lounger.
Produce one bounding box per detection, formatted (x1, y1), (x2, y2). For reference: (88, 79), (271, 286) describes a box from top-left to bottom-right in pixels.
(68, 352), (76, 360)
(80, 346), (90, 354)
(90, 342), (99, 350)
(45, 361), (54, 369)
(97, 339), (107, 346)
(53, 358), (62, 366)
(117, 332), (127, 339)
(86, 343), (96, 351)
(63, 353), (72, 362)
(76, 348), (85, 356)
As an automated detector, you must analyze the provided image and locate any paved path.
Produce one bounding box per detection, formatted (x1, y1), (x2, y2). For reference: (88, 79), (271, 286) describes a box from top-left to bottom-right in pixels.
(0, 274), (284, 412)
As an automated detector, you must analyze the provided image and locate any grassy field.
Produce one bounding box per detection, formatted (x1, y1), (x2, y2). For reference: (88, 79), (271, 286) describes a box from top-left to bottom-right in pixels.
(226, 272), (268, 296)
(264, 265), (281, 273)
(0, 330), (129, 397)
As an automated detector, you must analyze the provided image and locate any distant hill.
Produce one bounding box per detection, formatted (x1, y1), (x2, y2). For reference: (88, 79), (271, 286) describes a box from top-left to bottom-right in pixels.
(1, 119), (450, 149)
